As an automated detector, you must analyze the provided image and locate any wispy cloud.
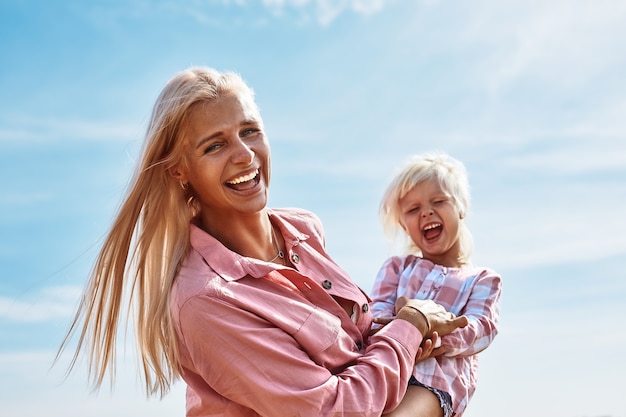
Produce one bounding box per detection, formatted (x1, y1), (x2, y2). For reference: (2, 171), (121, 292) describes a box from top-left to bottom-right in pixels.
(462, 0), (626, 93)
(0, 286), (81, 322)
(87, 0), (390, 27)
(471, 178), (626, 270)
(0, 114), (141, 143)
(262, 0), (386, 25)
(0, 350), (187, 417)
(0, 192), (52, 206)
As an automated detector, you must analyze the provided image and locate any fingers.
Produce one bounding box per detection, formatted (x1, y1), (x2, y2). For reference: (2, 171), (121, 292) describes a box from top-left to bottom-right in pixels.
(430, 314), (469, 337)
(394, 296), (409, 314)
(416, 339), (434, 363)
(431, 331), (441, 348)
(369, 317), (393, 336)
(454, 315), (469, 328)
(431, 346), (446, 357)
(415, 333), (449, 362)
(373, 317), (393, 326)
(415, 346), (424, 363)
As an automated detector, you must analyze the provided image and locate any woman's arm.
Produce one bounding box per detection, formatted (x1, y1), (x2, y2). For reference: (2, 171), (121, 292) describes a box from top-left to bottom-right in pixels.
(176, 291), (423, 417)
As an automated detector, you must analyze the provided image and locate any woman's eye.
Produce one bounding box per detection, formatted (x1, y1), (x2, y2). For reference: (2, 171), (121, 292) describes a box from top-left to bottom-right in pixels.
(241, 127), (260, 137)
(204, 142), (222, 154)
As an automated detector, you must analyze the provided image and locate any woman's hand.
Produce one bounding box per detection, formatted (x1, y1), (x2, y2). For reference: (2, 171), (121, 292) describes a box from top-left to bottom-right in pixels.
(395, 296), (469, 339)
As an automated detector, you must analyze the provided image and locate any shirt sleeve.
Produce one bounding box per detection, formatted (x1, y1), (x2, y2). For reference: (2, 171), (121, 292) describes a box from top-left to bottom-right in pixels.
(370, 257), (404, 320)
(176, 292), (422, 417)
(441, 269), (502, 357)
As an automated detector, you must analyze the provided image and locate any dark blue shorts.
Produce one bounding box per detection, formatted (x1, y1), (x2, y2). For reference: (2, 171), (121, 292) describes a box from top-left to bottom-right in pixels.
(408, 376), (454, 417)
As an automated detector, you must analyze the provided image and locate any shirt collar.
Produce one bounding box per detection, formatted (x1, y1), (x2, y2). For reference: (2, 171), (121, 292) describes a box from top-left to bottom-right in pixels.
(188, 209), (310, 282)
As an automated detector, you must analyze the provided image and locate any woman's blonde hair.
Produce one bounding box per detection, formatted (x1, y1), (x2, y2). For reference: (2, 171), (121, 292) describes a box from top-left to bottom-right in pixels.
(57, 67), (255, 396)
(379, 152), (473, 262)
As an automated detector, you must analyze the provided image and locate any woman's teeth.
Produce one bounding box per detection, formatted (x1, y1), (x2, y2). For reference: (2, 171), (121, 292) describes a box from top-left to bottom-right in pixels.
(228, 169), (258, 185)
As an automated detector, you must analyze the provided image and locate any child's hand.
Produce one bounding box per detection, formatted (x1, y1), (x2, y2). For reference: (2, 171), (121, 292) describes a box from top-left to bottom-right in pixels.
(416, 332), (446, 362)
(369, 317), (393, 336)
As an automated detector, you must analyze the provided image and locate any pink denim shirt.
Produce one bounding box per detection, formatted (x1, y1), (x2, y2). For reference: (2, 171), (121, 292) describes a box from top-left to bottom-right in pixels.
(170, 208), (423, 416)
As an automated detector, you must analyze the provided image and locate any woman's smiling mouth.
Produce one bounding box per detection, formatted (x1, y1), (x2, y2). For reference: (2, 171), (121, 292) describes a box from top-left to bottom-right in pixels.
(226, 169), (260, 190)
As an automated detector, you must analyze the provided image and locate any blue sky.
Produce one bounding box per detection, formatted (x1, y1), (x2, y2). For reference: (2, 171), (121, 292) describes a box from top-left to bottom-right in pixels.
(1, 1), (625, 416)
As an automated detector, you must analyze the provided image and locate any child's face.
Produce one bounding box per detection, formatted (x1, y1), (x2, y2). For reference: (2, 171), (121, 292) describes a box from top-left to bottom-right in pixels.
(399, 179), (464, 267)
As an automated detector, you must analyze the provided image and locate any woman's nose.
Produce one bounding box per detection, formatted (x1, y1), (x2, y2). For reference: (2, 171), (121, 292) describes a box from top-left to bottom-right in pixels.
(231, 138), (254, 164)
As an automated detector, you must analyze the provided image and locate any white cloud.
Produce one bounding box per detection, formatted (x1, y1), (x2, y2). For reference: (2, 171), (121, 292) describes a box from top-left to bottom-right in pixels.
(471, 179), (626, 270)
(0, 192), (52, 205)
(0, 350), (187, 417)
(176, 0), (390, 26)
(98, 0), (393, 27)
(0, 286), (81, 322)
(262, 0), (387, 23)
(497, 137), (626, 176)
(466, 303), (626, 417)
(0, 114), (141, 143)
(463, 0), (626, 93)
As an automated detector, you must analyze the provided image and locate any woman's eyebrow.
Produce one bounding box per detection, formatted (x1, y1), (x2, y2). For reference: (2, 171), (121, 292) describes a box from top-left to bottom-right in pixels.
(194, 119), (261, 150)
(195, 131), (222, 149)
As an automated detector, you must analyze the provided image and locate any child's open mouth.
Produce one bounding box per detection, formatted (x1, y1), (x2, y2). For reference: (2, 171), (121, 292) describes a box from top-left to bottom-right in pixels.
(423, 223), (442, 240)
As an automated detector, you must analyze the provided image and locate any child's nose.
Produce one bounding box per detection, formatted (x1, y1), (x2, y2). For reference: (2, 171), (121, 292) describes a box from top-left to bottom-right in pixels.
(421, 207), (434, 217)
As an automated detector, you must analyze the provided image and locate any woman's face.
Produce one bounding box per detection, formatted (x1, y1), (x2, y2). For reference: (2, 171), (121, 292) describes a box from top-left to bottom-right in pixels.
(178, 92), (271, 227)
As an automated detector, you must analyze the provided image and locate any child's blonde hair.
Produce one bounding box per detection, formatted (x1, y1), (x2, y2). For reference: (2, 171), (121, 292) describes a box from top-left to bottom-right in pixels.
(379, 152), (473, 262)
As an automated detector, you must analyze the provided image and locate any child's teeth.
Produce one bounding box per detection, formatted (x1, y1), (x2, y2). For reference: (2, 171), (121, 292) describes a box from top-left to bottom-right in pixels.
(424, 223), (441, 231)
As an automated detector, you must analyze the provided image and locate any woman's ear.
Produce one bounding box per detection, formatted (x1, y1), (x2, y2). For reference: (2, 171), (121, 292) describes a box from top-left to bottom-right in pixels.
(167, 166), (188, 187)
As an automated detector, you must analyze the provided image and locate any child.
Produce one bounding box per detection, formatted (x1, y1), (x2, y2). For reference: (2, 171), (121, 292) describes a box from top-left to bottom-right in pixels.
(371, 152), (502, 417)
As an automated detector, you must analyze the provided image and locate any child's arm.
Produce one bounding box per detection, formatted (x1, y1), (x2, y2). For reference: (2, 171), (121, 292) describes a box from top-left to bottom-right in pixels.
(370, 257), (405, 323)
(441, 269), (502, 357)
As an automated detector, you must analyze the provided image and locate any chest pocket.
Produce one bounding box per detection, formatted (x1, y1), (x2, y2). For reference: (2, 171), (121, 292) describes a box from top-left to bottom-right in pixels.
(294, 306), (341, 356)
(267, 270), (363, 373)
(294, 305), (361, 373)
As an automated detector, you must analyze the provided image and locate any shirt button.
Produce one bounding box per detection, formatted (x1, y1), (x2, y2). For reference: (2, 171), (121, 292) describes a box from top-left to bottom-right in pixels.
(322, 280), (332, 290)
(361, 303), (369, 313)
(290, 253), (300, 264)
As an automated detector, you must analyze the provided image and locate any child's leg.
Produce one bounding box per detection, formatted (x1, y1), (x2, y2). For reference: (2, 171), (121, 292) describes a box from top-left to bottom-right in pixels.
(384, 385), (443, 417)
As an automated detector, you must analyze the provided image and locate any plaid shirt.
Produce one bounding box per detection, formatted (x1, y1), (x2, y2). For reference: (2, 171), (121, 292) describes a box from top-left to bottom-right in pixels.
(370, 255), (502, 416)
